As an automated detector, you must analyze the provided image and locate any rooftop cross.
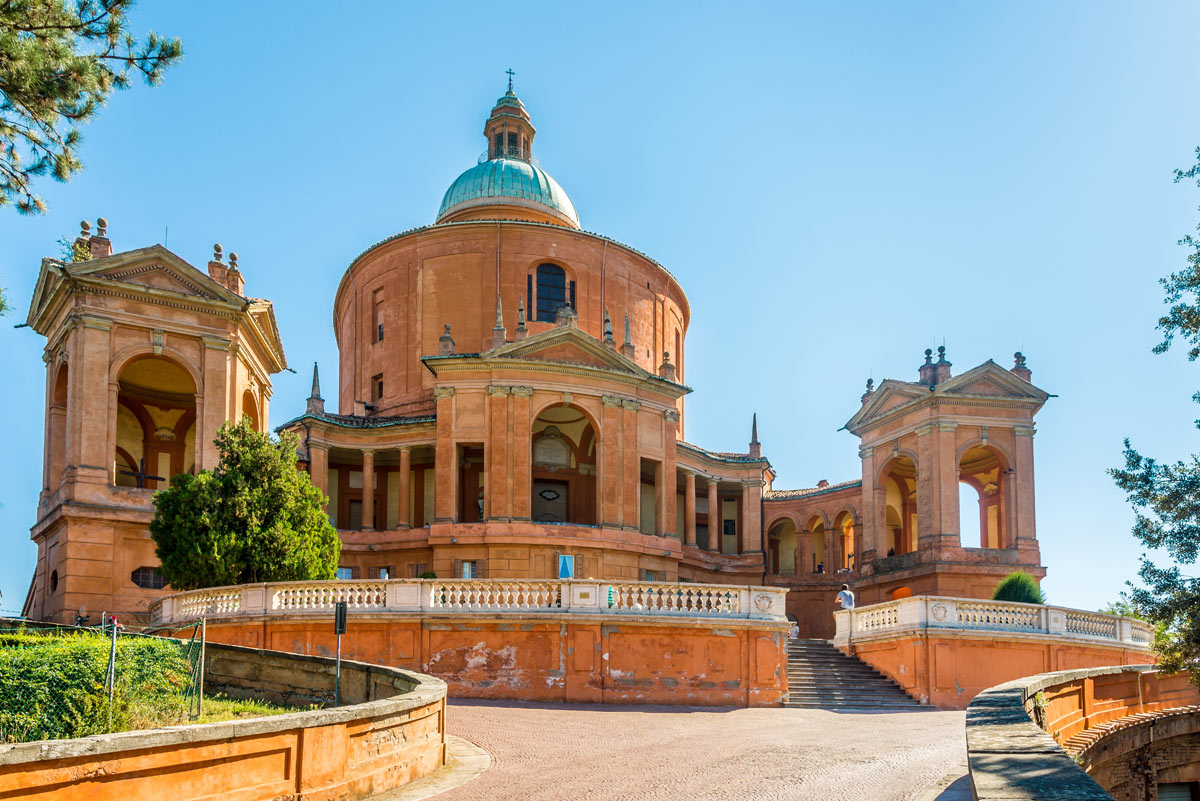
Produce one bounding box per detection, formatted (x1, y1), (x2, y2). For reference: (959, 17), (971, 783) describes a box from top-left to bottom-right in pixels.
(506, 68), (515, 92)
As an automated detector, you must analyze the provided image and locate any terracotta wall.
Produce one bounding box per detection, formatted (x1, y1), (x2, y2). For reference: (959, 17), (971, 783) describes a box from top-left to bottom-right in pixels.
(190, 614), (787, 708)
(1037, 666), (1199, 743)
(847, 633), (1152, 710)
(0, 643), (447, 801)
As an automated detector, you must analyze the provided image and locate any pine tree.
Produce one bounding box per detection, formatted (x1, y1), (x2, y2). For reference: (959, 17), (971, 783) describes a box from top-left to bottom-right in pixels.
(1110, 147), (1200, 681)
(150, 419), (341, 590)
(0, 1), (182, 213)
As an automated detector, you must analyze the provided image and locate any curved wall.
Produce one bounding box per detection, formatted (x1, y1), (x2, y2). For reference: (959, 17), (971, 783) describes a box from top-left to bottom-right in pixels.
(333, 221), (690, 417)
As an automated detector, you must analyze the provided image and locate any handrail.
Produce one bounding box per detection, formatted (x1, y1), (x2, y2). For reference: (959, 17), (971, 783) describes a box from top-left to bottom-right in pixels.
(149, 578), (789, 625)
(833, 596), (1154, 649)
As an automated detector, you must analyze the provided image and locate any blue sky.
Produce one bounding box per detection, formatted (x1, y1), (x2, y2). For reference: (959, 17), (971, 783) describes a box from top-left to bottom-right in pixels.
(3, 1), (1199, 613)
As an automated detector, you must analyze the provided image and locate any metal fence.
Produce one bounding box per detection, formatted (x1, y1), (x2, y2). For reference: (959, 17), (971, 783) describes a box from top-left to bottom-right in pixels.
(0, 616), (206, 743)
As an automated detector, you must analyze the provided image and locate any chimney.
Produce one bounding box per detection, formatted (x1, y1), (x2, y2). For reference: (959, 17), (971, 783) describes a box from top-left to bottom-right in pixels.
(621, 314), (636, 360)
(88, 217), (112, 259)
(933, 345), (952, 384)
(207, 243), (229, 286)
(438, 324), (456, 356)
(492, 293), (507, 348)
(658, 350), (676, 381)
(1011, 352), (1032, 382)
(306, 362), (325, 415)
(70, 220), (91, 261)
(918, 349), (936, 386)
(515, 295), (528, 341)
(225, 251), (245, 295)
(749, 413), (761, 458)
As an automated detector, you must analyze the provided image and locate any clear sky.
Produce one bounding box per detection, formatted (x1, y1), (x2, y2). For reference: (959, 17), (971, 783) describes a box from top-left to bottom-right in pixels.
(3, 1), (1199, 614)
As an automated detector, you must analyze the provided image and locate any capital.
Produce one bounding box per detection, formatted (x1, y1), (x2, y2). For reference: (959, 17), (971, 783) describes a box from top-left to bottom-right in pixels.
(202, 336), (231, 351)
(486, 385), (511, 396)
(664, 409), (680, 422)
(601, 394), (625, 407)
(1013, 425), (1035, 437)
(937, 422), (958, 432)
(433, 387), (455, 399)
(914, 423), (935, 436)
(509, 386), (534, 398)
(78, 315), (113, 331)
(621, 399), (641, 411)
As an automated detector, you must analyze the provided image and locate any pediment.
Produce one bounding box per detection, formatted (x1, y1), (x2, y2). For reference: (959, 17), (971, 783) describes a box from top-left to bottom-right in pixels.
(938, 361), (1049, 400)
(487, 326), (643, 375)
(942, 376), (1023, 397)
(91, 262), (224, 300)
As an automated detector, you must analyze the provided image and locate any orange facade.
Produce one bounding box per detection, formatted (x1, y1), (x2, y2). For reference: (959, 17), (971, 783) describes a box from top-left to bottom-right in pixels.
(24, 88), (1050, 640)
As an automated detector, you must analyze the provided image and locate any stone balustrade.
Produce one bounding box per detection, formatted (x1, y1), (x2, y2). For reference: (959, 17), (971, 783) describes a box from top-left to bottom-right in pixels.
(833, 596), (1154, 649)
(150, 578), (789, 625)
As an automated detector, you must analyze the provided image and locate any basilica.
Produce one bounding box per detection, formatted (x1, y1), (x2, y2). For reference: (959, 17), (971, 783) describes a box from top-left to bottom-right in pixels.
(22, 85), (1050, 637)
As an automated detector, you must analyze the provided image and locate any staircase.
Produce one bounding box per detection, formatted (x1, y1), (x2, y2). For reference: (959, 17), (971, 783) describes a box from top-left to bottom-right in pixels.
(784, 638), (927, 711)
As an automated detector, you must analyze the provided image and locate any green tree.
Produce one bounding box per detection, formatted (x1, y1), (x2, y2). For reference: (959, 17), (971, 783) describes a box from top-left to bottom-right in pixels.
(0, 0), (182, 213)
(1100, 598), (1173, 653)
(1110, 146), (1200, 682)
(150, 419), (340, 590)
(991, 571), (1045, 605)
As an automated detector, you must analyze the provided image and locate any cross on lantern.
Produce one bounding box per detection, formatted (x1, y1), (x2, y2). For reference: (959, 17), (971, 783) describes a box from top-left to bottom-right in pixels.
(506, 68), (515, 92)
(119, 457), (164, 489)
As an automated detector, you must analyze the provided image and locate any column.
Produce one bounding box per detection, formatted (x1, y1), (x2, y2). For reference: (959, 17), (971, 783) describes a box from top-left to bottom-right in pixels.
(662, 410), (679, 538)
(1013, 425), (1037, 551)
(859, 445), (879, 564)
(433, 387), (456, 522)
(915, 424), (935, 547)
(309, 444), (330, 512)
(799, 528), (812, 574)
(621, 400), (641, 529)
(199, 336), (232, 472)
(600, 396), (623, 527)
(828, 521), (841, 572)
(741, 480), (762, 553)
(511, 387), (533, 520)
(361, 449), (375, 531)
(707, 479), (719, 550)
(486, 385), (510, 520)
(73, 317), (114, 483)
(398, 446), (411, 528)
(684, 472), (696, 546)
(936, 422), (960, 546)
(792, 530), (801, 574)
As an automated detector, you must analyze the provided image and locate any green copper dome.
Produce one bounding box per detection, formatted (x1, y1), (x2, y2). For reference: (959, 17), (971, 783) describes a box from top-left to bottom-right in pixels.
(436, 156), (580, 228)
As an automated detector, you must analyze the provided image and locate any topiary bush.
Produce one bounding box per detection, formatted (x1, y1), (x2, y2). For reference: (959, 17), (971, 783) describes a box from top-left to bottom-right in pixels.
(991, 571), (1046, 605)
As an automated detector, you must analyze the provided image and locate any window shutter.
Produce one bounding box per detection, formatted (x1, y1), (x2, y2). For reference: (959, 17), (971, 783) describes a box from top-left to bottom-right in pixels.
(454, 559), (462, 579)
(476, 560), (486, 579)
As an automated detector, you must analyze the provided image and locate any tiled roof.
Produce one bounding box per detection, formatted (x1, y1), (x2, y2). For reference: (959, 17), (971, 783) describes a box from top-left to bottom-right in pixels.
(678, 441), (767, 464)
(275, 411), (436, 432)
(765, 479), (861, 500)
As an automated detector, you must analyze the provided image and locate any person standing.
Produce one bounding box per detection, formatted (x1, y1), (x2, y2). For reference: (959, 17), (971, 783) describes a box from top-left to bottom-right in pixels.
(835, 583), (855, 651)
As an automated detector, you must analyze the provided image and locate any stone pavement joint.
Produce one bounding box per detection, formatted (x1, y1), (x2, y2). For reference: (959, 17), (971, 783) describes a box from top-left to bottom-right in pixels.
(436, 699), (967, 800)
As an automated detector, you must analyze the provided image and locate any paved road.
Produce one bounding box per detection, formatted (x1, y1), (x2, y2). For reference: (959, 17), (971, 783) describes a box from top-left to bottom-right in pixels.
(440, 700), (967, 801)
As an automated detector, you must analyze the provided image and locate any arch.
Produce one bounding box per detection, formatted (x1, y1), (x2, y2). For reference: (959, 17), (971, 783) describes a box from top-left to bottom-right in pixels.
(833, 509), (856, 571)
(890, 586), (913, 600)
(47, 362), (69, 492)
(879, 454), (918, 556)
(767, 517), (797, 575)
(531, 402), (598, 525)
(241, 388), (260, 431)
(806, 515), (828, 574)
(113, 354), (197, 490)
(108, 344), (203, 390)
(958, 443), (1009, 549)
(764, 511), (801, 532)
(954, 437), (1014, 473)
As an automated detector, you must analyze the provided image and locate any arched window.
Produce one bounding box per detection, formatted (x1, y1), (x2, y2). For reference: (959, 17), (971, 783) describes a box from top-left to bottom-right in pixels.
(535, 263), (566, 322)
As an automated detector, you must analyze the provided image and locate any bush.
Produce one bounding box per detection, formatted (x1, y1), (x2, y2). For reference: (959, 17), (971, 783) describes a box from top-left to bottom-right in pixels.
(991, 571), (1046, 605)
(0, 631), (192, 742)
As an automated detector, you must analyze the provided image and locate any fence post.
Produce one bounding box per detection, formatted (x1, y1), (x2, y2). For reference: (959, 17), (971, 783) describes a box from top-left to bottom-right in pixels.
(198, 617), (206, 719)
(106, 615), (117, 731)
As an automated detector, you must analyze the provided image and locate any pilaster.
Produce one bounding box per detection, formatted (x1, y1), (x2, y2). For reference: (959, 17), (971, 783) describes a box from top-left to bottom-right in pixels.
(434, 387), (456, 523)
(486, 385), (510, 520)
(510, 387), (533, 521)
(621, 399), (640, 530)
(600, 396), (623, 527)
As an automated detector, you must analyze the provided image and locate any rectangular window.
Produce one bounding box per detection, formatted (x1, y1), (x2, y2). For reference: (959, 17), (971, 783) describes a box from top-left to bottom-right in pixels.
(527, 274), (533, 316)
(557, 554), (575, 579)
(348, 499), (363, 531)
(569, 280), (576, 309)
(336, 567), (353, 580)
(371, 287), (384, 344)
(371, 566), (390, 579)
(409, 563), (428, 578)
(641, 569), (659, 582)
(461, 560), (477, 579)
(371, 373), (384, 402)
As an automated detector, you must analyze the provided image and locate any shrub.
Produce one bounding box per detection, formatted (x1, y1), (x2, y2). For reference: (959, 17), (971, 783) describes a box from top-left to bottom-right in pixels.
(991, 571), (1046, 605)
(0, 631), (192, 742)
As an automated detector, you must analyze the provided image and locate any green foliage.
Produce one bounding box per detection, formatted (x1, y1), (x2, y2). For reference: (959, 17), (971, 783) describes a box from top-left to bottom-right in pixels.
(418, 570), (437, 579)
(0, 630), (191, 742)
(150, 418), (341, 590)
(1110, 147), (1200, 683)
(0, 283), (7, 315)
(991, 571), (1046, 605)
(0, 1), (183, 214)
(56, 233), (89, 262)
(1100, 598), (1174, 653)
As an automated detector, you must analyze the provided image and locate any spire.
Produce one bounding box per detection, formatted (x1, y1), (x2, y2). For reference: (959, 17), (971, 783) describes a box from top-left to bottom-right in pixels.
(749, 413), (761, 458)
(621, 313), (636, 359)
(306, 362), (324, 415)
(603, 307), (615, 348)
(506, 68), (515, 93)
(516, 294), (528, 340)
(492, 293), (507, 348)
(486, 73), (535, 160)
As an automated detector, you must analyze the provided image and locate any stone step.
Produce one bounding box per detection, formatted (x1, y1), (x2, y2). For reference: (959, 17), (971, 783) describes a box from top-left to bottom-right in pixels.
(783, 638), (923, 711)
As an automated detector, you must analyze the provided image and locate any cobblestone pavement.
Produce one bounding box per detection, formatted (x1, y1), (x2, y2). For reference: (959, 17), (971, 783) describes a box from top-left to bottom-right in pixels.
(440, 700), (967, 801)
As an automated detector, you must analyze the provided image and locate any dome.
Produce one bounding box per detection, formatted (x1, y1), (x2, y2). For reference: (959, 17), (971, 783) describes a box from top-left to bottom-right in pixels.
(436, 157), (580, 229)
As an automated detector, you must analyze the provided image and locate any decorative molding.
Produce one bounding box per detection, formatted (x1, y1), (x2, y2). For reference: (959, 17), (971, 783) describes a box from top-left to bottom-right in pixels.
(600, 394), (624, 407)
(1013, 425), (1035, 437)
(914, 423), (935, 436)
(78, 315), (113, 331)
(621, 399), (642, 411)
(152, 328), (164, 355)
(561, 391), (573, 405)
(202, 336), (231, 351)
(509, 386), (533, 398)
(938, 422), (958, 432)
(485, 385), (511, 396)
(433, 387), (456, 400)
(664, 410), (680, 422)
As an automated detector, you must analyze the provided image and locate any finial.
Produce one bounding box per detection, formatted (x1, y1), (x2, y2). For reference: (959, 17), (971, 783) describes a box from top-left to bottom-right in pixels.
(1014, 351), (1026, 368)
(936, 345), (947, 363)
(212, 243), (224, 263)
(439, 323), (455, 356)
(751, 413), (759, 444)
(96, 217), (107, 237)
(924, 348), (933, 365)
(623, 314), (632, 346)
(517, 294), (526, 328)
(866, 378), (874, 393)
(79, 220), (91, 238)
(310, 362), (322, 400)
(603, 308), (614, 343)
(506, 68), (515, 93)
(444, 323), (451, 336)
(229, 251), (239, 271)
(495, 293), (504, 328)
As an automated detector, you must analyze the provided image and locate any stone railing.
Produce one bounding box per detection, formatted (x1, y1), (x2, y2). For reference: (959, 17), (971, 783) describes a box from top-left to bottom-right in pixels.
(834, 596), (1154, 649)
(150, 578), (789, 625)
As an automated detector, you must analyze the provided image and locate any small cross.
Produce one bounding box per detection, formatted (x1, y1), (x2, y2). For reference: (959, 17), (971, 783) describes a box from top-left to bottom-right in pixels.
(119, 457), (165, 489)
(506, 68), (515, 92)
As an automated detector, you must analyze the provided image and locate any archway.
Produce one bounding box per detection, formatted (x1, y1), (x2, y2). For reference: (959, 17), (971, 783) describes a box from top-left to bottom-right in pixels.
(807, 516), (827, 574)
(834, 511), (855, 571)
(881, 456), (918, 556)
(767, 518), (797, 575)
(241, 388), (260, 431)
(959, 445), (1008, 548)
(531, 403), (597, 525)
(47, 363), (69, 492)
(114, 356), (196, 490)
